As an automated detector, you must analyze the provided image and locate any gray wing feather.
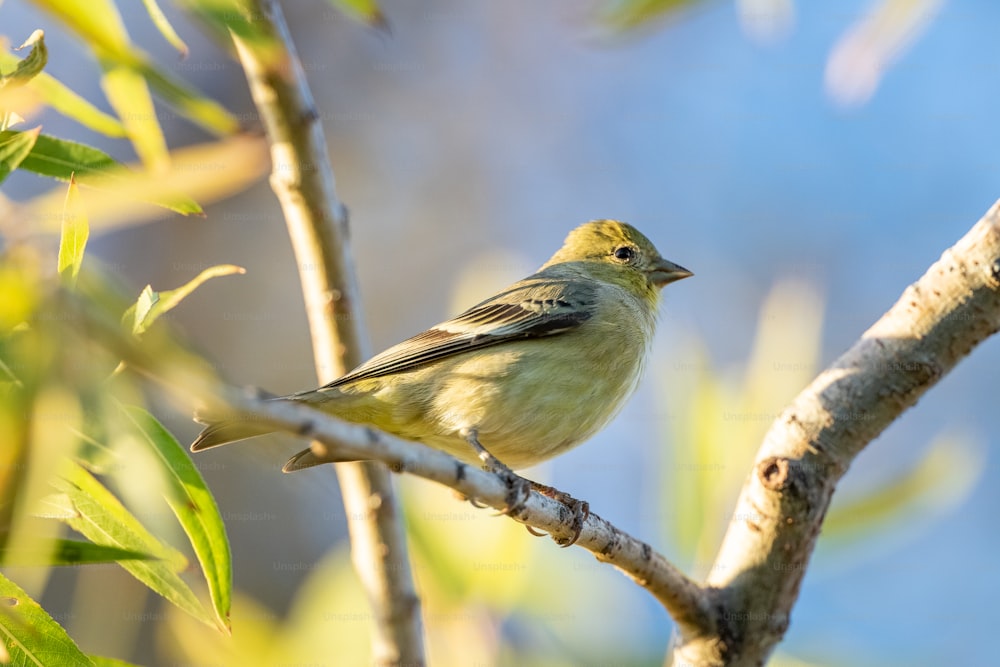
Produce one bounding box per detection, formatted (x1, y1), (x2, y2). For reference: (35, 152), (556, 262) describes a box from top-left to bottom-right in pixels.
(322, 276), (596, 388)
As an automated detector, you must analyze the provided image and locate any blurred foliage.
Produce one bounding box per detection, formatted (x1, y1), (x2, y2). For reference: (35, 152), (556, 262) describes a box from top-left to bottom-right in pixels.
(597, 0), (942, 107)
(658, 280), (984, 665)
(0, 0), (284, 661)
(0, 187), (240, 661)
(0, 0), (979, 665)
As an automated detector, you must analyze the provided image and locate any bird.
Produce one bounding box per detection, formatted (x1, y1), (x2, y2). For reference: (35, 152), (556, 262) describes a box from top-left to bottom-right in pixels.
(191, 220), (691, 541)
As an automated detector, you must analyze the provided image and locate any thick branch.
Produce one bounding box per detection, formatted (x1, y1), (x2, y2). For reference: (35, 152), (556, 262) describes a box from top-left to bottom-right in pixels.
(231, 3), (423, 664)
(672, 200), (1000, 666)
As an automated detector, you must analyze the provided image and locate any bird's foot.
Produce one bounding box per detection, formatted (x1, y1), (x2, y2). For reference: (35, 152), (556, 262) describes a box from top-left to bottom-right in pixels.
(529, 482), (590, 547)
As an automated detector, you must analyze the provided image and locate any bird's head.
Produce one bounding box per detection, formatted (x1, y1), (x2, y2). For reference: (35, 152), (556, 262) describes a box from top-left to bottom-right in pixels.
(542, 220), (692, 300)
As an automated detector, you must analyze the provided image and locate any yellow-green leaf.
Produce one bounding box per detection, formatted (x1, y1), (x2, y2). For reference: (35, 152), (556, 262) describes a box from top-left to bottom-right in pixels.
(31, 0), (132, 60)
(597, 0), (707, 32)
(21, 134), (268, 233)
(53, 461), (217, 628)
(0, 571), (96, 667)
(0, 538), (156, 566)
(140, 0), (190, 57)
(823, 436), (984, 544)
(0, 51), (125, 136)
(5, 130), (201, 214)
(57, 175), (89, 285)
(324, 0), (389, 29)
(138, 63), (239, 136)
(122, 405), (232, 631)
(0, 30), (48, 88)
(124, 265), (245, 335)
(0, 125), (39, 184)
(100, 63), (169, 171)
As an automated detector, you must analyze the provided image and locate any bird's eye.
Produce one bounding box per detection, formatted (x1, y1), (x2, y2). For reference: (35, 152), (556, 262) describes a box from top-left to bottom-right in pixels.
(612, 246), (637, 263)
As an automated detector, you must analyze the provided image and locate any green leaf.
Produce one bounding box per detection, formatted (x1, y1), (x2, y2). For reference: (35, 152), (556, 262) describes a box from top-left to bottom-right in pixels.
(138, 63), (239, 136)
(57, 175), (89, 285)
(124, 265), (246, 335)
(88, 655), (143, 667)
(0, 538), (157, 566)
(173, 0), (279, 57)
(21, 134), (269, 233)
(823, 436), (984, 544)
(30, 0), (132, 61)
(0, 571), (96, 667)
(596, 0), (707, 32)
(100, 62), (169, 170)
(121, 405), (232, 631)
(53, 461), (218, 629)
(324, 0), (389, 29)
(0, 30), (48, 88)
(5, 131), (201, 215)
(140, 0), (190, 57)
(0, 125), (39, 184)
(12, 130), (116, 180)
(0, 53), (125, 136)
(33, 0), (236, 140)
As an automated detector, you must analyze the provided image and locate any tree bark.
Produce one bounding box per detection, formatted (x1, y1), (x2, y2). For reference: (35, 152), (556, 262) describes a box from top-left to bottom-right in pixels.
(232, 3), (424, 664)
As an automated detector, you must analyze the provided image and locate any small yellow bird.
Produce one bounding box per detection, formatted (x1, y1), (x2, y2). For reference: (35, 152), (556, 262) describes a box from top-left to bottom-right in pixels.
(192, 221), (690, 525)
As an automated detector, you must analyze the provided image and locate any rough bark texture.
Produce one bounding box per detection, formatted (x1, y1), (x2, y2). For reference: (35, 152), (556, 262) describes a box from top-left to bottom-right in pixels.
(673, 200), (1000, 665)
(233, 3), (424, 664)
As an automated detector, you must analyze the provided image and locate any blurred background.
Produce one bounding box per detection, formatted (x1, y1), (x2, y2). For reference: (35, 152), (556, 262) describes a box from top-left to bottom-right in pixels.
(2, 0), (999, 665)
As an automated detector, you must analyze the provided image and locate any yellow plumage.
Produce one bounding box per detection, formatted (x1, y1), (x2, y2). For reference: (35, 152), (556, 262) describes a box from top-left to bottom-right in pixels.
(191, 220), (691, 472)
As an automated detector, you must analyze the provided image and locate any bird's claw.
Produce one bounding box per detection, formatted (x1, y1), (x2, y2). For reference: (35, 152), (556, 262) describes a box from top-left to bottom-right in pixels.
(529, 482), (590, 547)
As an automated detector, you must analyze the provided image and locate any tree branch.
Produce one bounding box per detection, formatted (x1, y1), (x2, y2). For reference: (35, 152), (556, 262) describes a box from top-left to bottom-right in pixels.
(231, 3), (424, 664)
(197, 391), (714, 636)
(84, 196), (1000, 663)
(671, 200), (1000, 665)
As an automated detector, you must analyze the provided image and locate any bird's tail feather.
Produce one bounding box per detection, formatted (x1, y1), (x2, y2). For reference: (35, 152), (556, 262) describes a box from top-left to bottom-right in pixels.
(281, 446), (362, 472)
(190, 417), (276, 451)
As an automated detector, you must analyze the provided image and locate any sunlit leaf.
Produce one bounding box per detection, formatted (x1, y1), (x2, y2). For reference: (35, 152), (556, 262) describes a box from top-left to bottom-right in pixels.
(0, 52), (125, 136)
(57, 175), (89, 285)
(0, 571), (96, 667)
(32, 0), (237, 138)
(824, 436), (984, 543)
(0, 125), (39, 184)
(88, 655), (143, 667)
(100, 63), (169, 171)
(324, 0), (389, 30)
(124, 265), (245, 335)
(5, 130), (201, 214)
(121, 405), (232, 631)
(53, 461), (217, 628)
(137, 64), (238, 136)
(825, 0), (944, 107)
(174, 0), (279, 57)
(659, 281), (824, 571)
(31, 0), (132, 59)
(0, 86), (41, 130)
(596, 0), (709, 33)
(0, 538), (156, 566)
(12, 130), (117, 180)
(140, 0), (190, 57)
(0, 30), (48, 88)
(20, 134), (268, 232)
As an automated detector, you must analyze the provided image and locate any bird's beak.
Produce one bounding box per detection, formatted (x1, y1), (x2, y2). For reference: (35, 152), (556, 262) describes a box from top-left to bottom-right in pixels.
(649, 258), (693, 287)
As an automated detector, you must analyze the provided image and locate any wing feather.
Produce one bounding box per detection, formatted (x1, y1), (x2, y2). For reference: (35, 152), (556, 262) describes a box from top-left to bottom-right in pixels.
(323, 276), (596, 388)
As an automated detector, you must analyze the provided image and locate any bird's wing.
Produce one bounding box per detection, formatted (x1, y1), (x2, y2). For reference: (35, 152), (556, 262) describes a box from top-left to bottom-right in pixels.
(323, 276), (597, 388)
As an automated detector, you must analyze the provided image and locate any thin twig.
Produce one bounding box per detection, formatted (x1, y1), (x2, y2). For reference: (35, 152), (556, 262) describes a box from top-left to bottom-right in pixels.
(194, 392), (714, 635)
(231, 2), (424, 664)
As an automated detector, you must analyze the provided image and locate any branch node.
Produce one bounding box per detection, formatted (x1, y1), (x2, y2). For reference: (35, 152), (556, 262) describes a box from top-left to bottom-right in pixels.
(758, 456), (789, 490)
